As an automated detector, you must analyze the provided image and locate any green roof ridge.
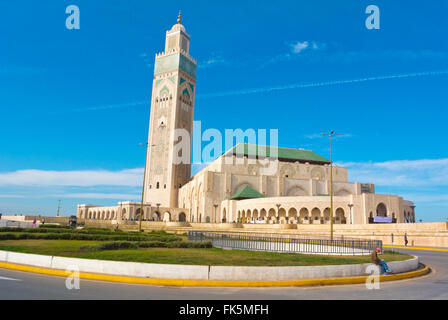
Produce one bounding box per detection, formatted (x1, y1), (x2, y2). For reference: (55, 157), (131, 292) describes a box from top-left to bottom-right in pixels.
(228, 143), (330, 163)
(231, 185), (265, 200)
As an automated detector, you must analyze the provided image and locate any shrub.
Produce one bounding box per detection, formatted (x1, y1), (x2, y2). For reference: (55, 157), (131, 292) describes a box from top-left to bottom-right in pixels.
(137, 241), (168, 248)
(98, 241), (139, 250)
(166, 241), (212, 248)
(38, 225), (70, 229)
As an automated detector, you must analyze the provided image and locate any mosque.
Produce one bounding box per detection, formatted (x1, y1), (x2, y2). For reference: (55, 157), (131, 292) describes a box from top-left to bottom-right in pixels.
(77, 14), (416, 225)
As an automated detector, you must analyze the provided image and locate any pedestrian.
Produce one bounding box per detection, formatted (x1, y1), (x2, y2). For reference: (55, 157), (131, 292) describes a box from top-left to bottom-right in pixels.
(404, 233), (408, 246)
(32, 218), (37, 227)
(371, 248), (392, 275)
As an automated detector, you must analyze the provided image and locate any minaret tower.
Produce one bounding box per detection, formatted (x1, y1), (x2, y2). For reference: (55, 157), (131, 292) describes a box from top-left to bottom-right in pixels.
(143, 12), (197, 208)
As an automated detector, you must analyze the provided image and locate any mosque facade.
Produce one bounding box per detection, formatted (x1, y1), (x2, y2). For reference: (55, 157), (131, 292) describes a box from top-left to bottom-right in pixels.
(77, 16), (416, 225)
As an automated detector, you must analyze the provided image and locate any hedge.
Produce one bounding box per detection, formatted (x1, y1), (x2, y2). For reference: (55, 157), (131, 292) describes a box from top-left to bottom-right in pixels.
(0, 232), (180, 242)
(0, 228), (182, 241)
(80, 240), (213, 251)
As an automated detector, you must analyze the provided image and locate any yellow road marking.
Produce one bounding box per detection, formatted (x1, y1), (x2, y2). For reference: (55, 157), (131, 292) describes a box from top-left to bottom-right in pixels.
(384, 245), (448, 252)
(0, 261), (430, 287)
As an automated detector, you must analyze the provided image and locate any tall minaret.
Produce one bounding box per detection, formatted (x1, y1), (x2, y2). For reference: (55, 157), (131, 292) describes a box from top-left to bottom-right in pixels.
(143, 12), (197, 208)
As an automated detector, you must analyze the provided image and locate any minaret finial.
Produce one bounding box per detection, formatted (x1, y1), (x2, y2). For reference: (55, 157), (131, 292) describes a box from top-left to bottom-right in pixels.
(177, 10), (182, 24)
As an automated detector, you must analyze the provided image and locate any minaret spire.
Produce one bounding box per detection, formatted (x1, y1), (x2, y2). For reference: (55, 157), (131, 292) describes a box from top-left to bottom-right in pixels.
(177, 10), (182, 24)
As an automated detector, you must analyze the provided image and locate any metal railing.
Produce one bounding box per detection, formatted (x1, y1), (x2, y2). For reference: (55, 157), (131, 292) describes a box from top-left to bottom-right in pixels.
(188, 231), (382, 255)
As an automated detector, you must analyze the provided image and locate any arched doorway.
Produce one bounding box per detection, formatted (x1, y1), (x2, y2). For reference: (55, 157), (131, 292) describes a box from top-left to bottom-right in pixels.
(163, 212), (171, 222)
(288, 208), (297, 223)
(179, 212), (186, 222)
(376, 203), (387, 217)
(311, 208), (321, 224)
(323, 208), (330, 224)
(299, 208), (309, 224)
(335, 208), (345, 224)
(135, 208), (142, 221)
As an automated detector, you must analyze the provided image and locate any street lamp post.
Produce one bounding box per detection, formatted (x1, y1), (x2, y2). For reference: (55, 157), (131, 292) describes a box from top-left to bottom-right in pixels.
(321, 131), (342, 241)
(138, 142), (155, 232)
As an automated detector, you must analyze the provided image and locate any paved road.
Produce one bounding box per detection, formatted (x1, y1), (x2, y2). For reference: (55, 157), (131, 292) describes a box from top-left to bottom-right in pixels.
(0, 248), (447, 299)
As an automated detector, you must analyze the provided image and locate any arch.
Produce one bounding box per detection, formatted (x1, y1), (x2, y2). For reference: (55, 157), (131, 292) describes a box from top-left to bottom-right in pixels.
(299, 208), (309, 224)
(376, 203), (387, 217)
(179, 212), (186, 222)
(286, 186), (307, 196)
(335, 207), (345, 224)
(112, 211), (116, 220)
(205, 216), (211, 223)
(288, 208), (298, 222)
(121, 208), (127, 220)
(268, 208), (276, 222)
(311, 208), (321, 224)
(163, 211), (171, 222)
(311, 167), (325, 180)
(278, 208), (287, 223)
(280, 164), (295, 178)
(252, 209), (258, 220)
(135, 208), (142, 221)
(246, 209), (252, 222)
(323, 207), (331, 224)
(221, 208), (226, 223)
(260, 208), (267, 220)
(106, 211), (110, 220)
(153, 211), (161, 221)
(334, 189), (351, 196)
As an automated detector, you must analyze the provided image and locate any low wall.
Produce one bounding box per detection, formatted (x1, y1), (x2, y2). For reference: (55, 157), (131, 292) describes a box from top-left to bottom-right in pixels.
(0, 220), (35, 228)
(0, 250), (419, 281)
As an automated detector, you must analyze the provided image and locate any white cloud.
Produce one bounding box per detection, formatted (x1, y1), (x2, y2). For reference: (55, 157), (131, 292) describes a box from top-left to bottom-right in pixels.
(0, 168), (143, 187)
(305, 133), (353, 140)
(339, 158), (448, 187)
(198, 69), (448, 99)
(54, 193), (141, 200)
(291, 41), (309, 53)
(199, 55), (226, 69)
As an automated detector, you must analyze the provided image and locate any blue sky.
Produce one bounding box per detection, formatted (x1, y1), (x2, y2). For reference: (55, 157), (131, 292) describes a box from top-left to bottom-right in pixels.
(1, 0), (447, 221)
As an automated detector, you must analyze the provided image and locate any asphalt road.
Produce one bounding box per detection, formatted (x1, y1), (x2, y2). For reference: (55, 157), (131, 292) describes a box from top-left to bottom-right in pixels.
(0, 248), (447, 300)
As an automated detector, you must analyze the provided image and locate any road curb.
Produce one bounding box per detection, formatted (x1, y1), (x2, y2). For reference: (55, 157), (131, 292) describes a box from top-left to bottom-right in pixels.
(0, 261), (430, 287)
(384, 245), (448, 252)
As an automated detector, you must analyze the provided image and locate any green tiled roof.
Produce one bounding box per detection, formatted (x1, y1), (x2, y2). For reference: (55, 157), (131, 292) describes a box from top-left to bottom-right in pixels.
(227, 143), (330, 164)
(231, 185), (265, 200)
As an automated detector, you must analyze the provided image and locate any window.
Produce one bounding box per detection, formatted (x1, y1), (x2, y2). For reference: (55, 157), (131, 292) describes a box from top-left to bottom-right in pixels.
(164, 184), (166, 189)
(156, 182), (160, 189)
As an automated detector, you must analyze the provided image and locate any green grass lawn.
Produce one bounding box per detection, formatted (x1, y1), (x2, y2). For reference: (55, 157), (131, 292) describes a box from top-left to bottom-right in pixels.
(0, 239), (412, 266)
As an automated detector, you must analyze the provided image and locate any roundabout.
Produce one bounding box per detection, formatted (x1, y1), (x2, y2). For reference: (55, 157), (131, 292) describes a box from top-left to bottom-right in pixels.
(0, 247), (443, 299)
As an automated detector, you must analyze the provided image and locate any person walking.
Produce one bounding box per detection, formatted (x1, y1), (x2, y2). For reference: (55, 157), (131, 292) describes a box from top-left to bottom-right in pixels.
(404, 233), (408, 247)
